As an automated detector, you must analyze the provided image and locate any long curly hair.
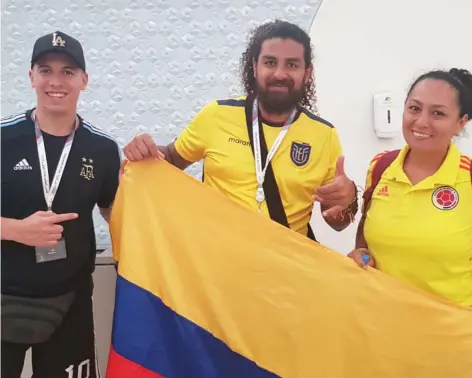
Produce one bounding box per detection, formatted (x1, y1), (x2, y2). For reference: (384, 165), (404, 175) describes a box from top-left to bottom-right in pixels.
(239, 20), (318, 113)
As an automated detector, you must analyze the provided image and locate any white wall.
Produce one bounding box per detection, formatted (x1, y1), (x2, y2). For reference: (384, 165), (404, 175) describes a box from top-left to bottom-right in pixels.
(309, 0), (472, 255)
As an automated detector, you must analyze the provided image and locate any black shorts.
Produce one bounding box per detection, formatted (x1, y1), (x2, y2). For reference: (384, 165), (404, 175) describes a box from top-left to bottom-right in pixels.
(1, 286), (100, 378)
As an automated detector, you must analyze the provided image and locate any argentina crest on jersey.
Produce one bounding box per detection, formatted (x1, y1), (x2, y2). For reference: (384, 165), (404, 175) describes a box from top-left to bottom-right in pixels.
(290, 141), (311, 166)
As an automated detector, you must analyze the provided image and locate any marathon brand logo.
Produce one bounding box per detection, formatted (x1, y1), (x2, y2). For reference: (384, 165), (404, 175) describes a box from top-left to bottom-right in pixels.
(228, 137), (250, 146)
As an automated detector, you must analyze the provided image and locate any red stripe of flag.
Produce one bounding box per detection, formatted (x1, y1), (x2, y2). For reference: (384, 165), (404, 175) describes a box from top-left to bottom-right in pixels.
(106, 346), (165, 378)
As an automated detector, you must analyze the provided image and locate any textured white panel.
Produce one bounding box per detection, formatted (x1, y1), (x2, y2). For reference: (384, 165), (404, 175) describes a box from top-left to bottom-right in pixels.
(1, 0), (321, 247)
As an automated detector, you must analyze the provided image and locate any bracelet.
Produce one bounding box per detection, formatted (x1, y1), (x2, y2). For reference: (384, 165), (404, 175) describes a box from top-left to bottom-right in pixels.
(338, 182), (359, 223)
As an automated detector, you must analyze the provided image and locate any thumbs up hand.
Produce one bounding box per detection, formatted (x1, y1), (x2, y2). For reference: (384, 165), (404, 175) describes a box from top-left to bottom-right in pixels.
(334, 155), (346, 177)
(313, 156), (356, 219)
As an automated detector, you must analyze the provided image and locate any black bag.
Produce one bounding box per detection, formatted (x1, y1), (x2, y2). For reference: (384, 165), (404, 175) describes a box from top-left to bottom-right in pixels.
(1, 291), (76, 344)
(244, 95), (317, 242)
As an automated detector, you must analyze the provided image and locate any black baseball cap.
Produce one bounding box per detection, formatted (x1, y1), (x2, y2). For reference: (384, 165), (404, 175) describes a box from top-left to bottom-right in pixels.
(31, 31), (86, 72)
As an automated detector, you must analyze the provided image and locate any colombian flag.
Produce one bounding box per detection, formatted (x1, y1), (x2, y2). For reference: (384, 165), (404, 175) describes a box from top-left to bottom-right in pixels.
(106, 161), (472, 378)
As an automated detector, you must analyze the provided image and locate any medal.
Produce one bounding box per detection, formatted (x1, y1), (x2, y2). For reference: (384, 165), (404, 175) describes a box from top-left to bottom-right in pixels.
(256, 186), (265, 203)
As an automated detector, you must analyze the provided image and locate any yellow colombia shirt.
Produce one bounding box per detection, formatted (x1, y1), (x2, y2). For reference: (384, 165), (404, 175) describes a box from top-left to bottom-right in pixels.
(174, 97), (342, 235)
(363, 143), (472, 307)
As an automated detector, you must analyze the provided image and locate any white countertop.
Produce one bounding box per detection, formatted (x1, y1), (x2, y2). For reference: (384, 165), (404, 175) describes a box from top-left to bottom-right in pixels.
(95, 247), (115, 265)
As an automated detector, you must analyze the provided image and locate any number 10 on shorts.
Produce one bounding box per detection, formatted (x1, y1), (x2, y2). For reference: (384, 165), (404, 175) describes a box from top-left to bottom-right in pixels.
(65, 359), (90, 378)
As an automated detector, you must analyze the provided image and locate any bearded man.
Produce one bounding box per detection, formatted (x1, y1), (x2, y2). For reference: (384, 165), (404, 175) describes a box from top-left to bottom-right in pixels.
(123, 20), (358, 240)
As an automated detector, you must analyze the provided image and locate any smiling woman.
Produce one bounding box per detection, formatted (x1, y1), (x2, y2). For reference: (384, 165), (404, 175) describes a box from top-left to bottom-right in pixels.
(349, 68), (472, 307)
(402, 69), (471, 170)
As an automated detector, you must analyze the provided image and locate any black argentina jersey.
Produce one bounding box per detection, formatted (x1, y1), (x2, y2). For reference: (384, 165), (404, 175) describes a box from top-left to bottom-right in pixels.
(1, 109), (121, 297)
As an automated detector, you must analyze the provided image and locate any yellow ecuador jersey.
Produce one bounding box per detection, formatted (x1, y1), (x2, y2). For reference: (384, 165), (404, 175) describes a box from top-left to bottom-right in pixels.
(174, 97), (342, 235)
(363, 143), (472, 306)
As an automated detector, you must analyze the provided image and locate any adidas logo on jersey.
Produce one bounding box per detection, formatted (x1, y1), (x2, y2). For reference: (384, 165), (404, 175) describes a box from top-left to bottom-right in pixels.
(376, 185), (389, 196)
(14, 159), (32, 171)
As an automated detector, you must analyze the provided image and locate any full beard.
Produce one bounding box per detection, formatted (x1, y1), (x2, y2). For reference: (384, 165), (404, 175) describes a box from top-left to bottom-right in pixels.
(256, 82), (305, 114)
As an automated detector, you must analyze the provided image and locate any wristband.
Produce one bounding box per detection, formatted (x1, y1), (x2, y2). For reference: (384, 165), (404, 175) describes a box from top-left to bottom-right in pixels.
(339, 183), (359, 223)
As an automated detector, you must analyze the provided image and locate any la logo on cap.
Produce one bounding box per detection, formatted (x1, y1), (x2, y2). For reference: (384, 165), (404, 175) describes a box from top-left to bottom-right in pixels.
(52, 32), (66, 47)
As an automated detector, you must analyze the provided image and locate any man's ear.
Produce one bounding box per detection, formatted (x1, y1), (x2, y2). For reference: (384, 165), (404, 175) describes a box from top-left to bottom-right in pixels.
(81, 72), (89, 91)
(29, 69), (35, 88)
(304, 64), (313, 85)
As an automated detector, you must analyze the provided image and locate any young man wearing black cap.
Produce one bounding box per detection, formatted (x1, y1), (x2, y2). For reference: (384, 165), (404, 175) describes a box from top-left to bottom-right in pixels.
(1, 31), (121, 378)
